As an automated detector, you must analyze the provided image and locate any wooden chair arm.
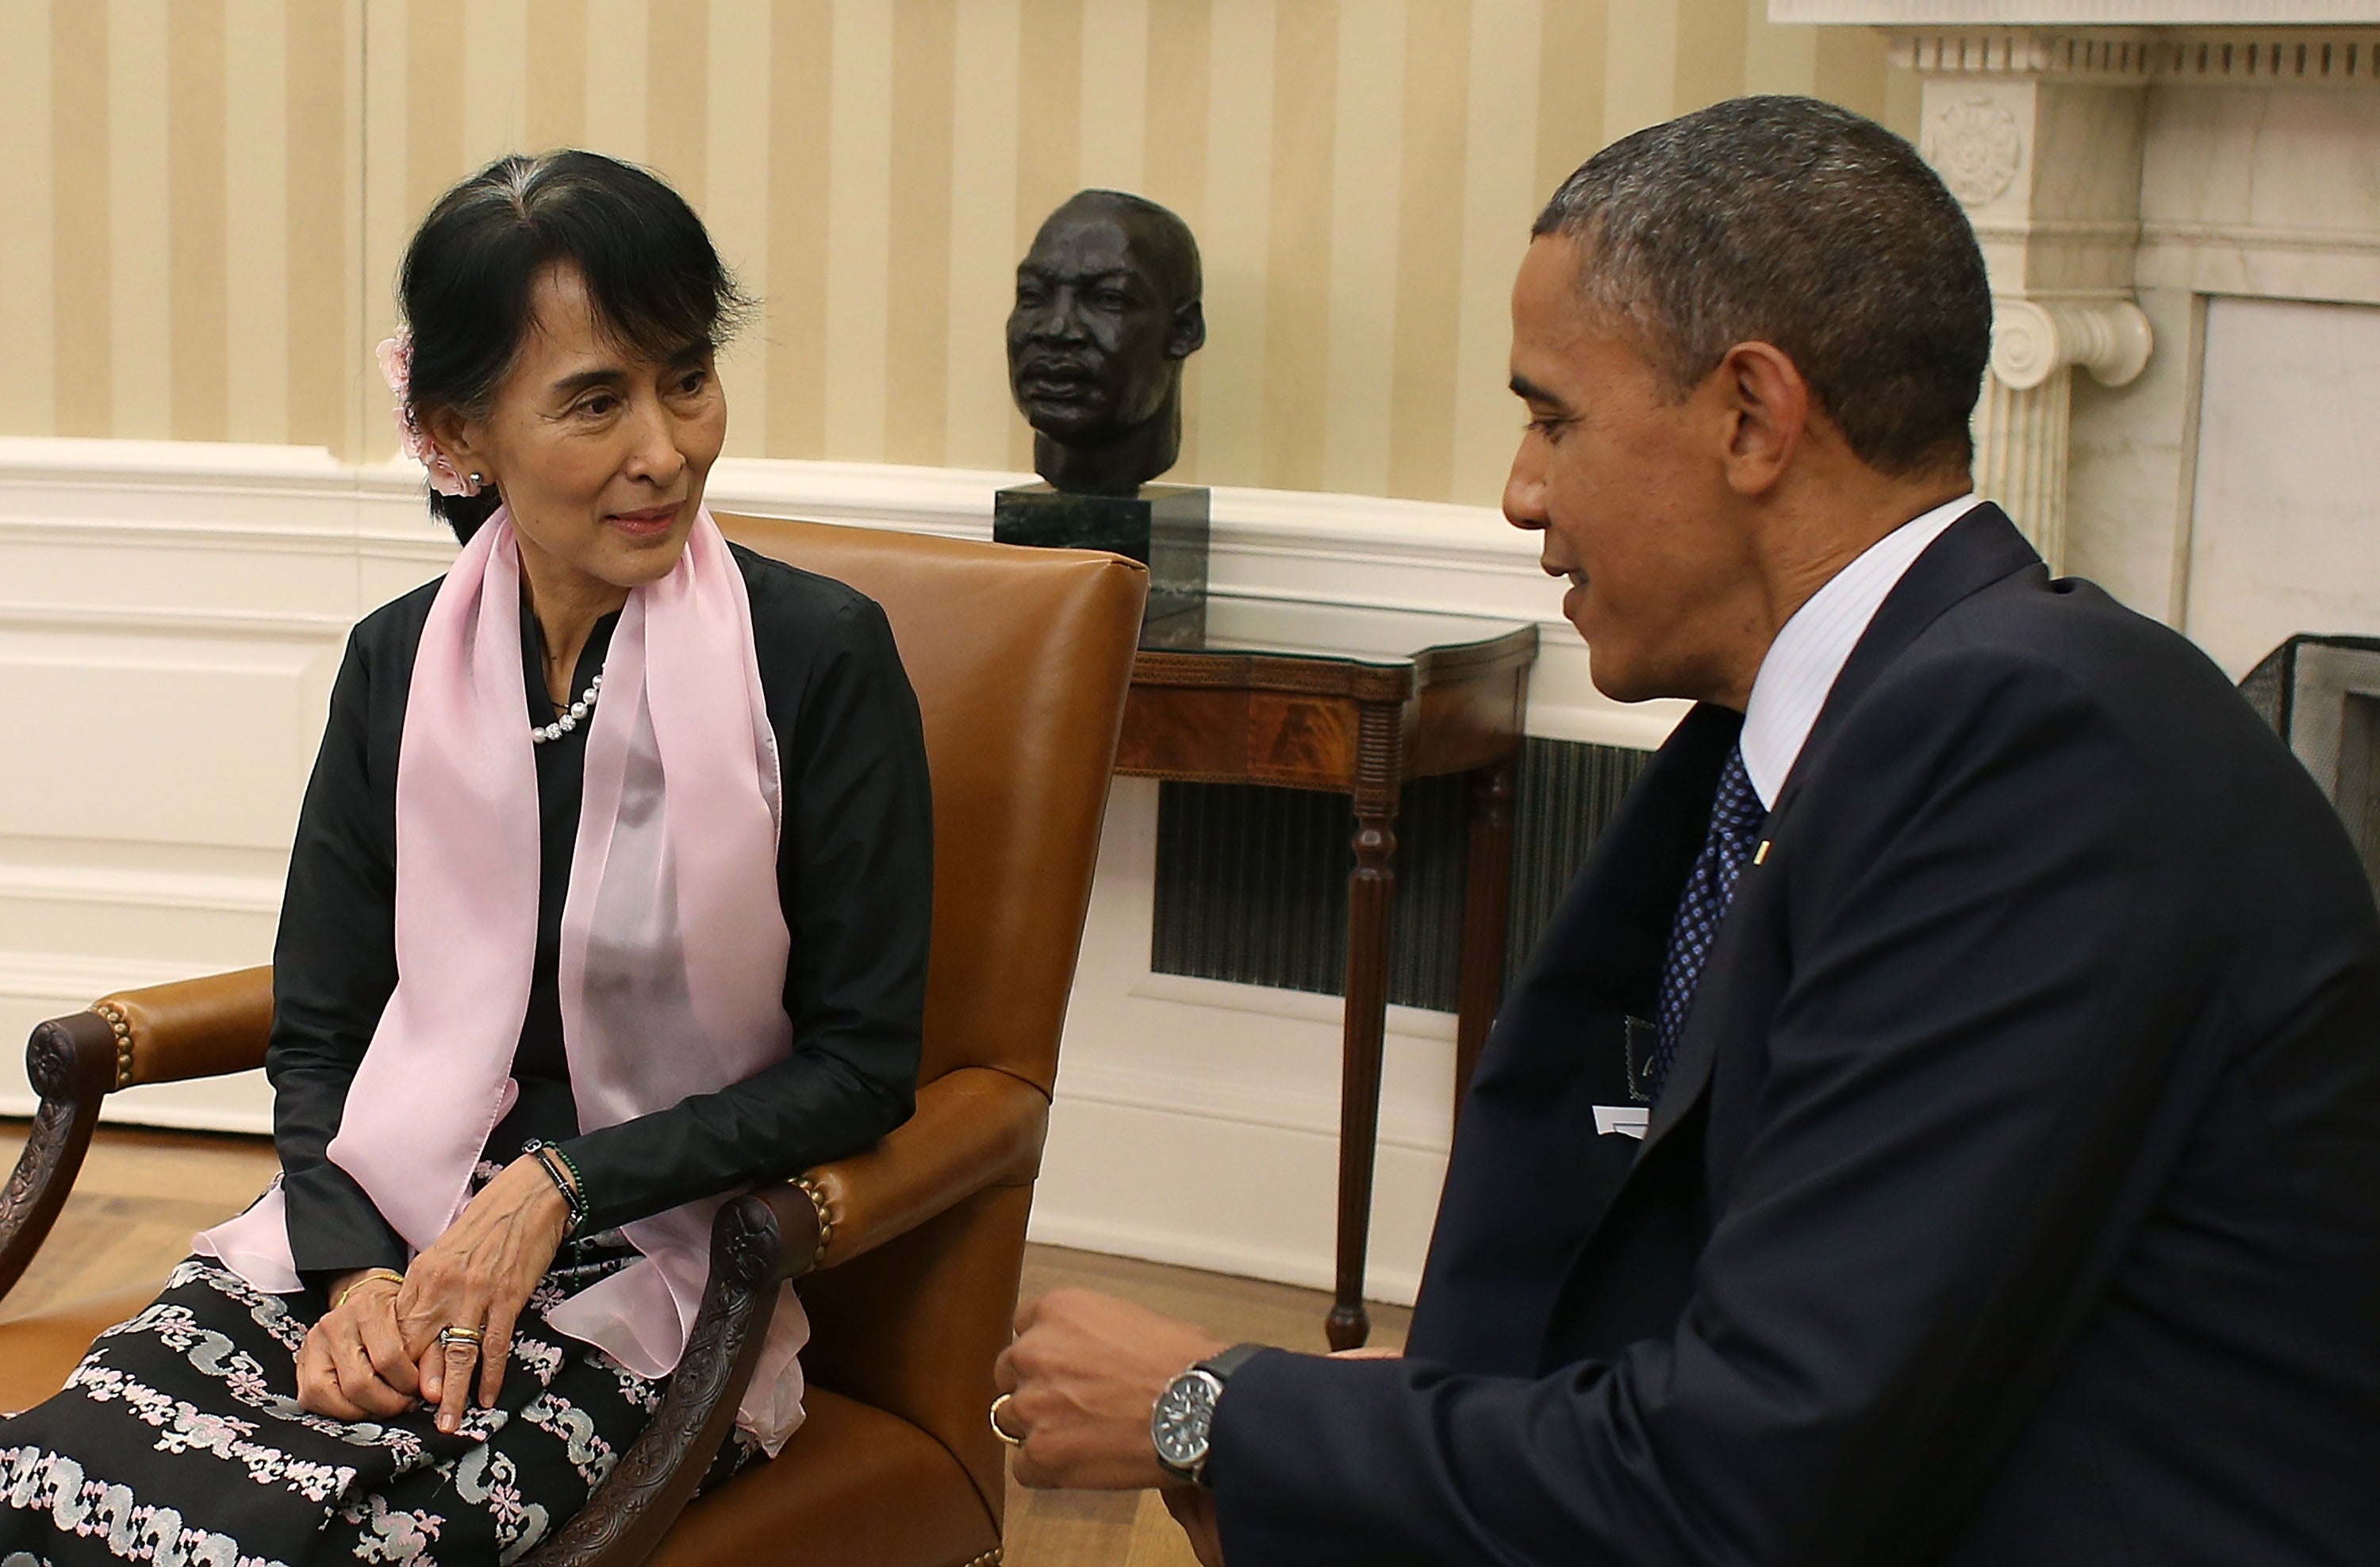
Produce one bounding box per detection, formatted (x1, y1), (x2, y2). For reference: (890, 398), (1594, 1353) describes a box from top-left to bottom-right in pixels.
(520, 1186), (819, 1567)
(1, 969), (273, 1308)
(0, 1012), (121, 1306)
(524, 1066), (1051, 1567)
(90, 966), (274, 1088)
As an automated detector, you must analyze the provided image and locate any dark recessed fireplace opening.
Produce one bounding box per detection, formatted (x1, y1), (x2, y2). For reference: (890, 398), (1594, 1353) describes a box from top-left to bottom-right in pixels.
(2240, 634), (2380, 897)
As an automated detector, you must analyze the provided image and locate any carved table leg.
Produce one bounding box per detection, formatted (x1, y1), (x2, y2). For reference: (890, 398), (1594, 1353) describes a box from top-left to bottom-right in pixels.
(1329, 701), (1404, 1352)
(1454, 756), (1517, 1127)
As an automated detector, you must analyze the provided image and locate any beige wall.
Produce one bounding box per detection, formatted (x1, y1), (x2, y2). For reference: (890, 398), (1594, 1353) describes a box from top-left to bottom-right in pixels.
(0, 0), (1914, 506)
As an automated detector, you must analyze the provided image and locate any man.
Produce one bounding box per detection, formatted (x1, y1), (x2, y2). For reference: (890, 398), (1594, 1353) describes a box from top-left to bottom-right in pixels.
(996, 97), (2380, 1564)
(1005, 187), (1205, 495)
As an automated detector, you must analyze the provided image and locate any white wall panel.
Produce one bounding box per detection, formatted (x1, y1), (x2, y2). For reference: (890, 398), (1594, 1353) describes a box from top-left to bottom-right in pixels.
(0, 647), (328, 849)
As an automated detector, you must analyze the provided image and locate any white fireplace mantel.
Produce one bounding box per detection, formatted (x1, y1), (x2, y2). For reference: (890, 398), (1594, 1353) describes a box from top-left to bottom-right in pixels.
(1777, 0), (2380, 656)
(1775, 3), (2380, 25)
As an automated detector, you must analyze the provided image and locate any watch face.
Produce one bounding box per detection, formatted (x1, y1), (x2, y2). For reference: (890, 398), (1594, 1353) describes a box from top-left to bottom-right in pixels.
(1151, 1369), (1223, 1470)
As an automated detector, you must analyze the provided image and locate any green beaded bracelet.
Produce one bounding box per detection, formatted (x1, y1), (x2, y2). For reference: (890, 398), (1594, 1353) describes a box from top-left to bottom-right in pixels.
(528, 1142), (589, 1235)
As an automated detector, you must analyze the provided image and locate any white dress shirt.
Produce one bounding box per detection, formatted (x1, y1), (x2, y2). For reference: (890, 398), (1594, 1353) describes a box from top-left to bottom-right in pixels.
(1738, 494), (1983, 808)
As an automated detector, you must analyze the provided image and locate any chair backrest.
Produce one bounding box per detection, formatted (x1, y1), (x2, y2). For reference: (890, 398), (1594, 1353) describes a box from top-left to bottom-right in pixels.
(717, 513), (1146, 1094)
(709, 516), (1144, 1532)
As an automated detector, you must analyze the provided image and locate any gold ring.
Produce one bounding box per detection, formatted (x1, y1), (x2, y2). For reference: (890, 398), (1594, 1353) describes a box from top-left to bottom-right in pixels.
(436, 1326), (484, 1350)
(988, 1392), (1025, 1448)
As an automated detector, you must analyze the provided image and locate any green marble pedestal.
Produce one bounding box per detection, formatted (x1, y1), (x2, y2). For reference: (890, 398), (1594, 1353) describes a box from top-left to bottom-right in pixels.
(992, 482), (1210, 646)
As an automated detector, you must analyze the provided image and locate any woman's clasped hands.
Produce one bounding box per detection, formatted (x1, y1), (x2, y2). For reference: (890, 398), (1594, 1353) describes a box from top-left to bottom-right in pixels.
(295, 1154), (574, 1432)
(294, 1266), (415, 1422)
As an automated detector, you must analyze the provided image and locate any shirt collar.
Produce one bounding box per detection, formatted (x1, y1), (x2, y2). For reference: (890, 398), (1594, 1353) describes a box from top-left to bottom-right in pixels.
(1739, 494), (1983, 808)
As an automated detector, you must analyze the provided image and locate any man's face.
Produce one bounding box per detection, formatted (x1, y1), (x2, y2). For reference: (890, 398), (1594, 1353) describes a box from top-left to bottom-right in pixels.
(1503, 235), (1755, 705)
(1008, 209), (1184, 444)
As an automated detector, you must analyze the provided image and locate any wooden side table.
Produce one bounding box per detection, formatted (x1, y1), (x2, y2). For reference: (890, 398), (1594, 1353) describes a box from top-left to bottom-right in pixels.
(1113, 596), (1538, 1348)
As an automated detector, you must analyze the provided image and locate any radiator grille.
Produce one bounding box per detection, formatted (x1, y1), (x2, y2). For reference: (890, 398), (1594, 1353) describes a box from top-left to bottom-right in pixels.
(1150, 738), (1654, 1012)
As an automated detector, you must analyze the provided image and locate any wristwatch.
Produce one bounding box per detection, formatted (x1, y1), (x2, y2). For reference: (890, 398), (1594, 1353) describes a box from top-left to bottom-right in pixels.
(1151, 1342), (1268, 1486)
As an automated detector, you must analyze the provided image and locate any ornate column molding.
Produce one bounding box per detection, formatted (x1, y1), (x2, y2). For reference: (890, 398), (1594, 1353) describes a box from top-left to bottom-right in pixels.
(1990, 297), (2153, 390)
(1975, 298), (2150, 570)
(1772, 3), (2380, 28)
(1890, 25), (2380, 85)
(1921, 67), (2151, 571)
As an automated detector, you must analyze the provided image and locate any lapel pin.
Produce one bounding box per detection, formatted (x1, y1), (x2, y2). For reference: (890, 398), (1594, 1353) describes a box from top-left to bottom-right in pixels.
(1753, 840), (1772, 866)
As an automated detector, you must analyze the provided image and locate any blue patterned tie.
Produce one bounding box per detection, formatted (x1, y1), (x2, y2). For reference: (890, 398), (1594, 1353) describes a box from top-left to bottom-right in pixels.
(1649, 745), (1767, 1105)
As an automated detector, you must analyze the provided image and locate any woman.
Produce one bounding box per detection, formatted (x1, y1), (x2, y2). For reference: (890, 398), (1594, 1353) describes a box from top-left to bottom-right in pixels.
(0, 150), (931, 1566)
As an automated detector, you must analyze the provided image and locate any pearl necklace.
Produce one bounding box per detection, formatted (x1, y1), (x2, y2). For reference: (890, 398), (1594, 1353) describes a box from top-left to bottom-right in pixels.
(533, 673), (603, 745)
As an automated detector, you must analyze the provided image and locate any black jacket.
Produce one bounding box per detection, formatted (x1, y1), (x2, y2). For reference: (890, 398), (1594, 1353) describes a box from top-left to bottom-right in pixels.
(267, 543), (932, 1279)
(1207, 505), (2380, 1564)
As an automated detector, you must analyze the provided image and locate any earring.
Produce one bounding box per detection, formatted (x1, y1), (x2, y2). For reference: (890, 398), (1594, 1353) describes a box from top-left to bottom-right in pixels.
(468, 472), (484, 486)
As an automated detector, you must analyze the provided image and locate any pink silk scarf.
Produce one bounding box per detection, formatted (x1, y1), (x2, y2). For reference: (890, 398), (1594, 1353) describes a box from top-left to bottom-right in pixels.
(198, 507), (811, 1454)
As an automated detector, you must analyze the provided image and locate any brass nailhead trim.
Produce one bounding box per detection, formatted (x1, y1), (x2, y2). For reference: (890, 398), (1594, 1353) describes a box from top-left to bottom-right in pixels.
(91, 1002), (134, 1090)
(793, 1173), (833, 1270)
(959, 1550), (1001, 1567)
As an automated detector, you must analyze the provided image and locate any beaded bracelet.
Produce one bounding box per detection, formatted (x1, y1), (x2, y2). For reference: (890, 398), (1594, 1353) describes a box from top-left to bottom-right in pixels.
(546, 1143), (589, 1216)
(529, 1142), (590, 1235)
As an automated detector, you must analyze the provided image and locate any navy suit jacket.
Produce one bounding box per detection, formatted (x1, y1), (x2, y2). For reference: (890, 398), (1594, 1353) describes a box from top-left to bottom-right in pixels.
(1206, 505), (2380, 1564)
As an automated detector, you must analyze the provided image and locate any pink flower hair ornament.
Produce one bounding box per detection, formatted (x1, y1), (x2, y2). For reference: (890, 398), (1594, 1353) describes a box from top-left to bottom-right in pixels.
(376, 333), (485, 498)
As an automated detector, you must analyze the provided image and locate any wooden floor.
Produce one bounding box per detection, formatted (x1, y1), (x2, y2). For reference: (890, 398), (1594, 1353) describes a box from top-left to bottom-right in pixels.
(0, 1123), (1409, 1566)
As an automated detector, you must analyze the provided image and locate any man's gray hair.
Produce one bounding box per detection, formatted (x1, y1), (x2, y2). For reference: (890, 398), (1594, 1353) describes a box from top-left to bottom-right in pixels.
(1534, 96), (1990, 477)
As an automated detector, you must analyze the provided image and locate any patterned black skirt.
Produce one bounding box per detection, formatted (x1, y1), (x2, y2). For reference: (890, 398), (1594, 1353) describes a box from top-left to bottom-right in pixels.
(0, 1235), (760, 1567)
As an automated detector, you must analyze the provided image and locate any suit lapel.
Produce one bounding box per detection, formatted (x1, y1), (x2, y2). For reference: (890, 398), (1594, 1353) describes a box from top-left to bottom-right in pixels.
(1634, 504), (2044, 1154)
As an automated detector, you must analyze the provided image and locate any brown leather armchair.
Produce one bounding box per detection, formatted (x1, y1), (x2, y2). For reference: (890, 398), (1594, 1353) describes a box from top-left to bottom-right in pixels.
(0, 517), (1150, 1567)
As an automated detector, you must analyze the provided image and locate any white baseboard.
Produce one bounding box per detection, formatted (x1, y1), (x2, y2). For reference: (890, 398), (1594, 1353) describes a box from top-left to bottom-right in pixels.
(1025, 1211), (1428, 1308)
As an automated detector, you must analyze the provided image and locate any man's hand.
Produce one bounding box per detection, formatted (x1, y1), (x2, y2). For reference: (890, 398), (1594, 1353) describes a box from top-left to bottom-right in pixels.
(993, 1289), (1229, 1490)
(296, 1269), (419, 1420)
(395, 1156), (571, 1432)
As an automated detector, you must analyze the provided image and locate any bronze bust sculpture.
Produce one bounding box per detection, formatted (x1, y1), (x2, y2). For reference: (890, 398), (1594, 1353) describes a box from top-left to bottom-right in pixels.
(1007, 189), (1205, 496)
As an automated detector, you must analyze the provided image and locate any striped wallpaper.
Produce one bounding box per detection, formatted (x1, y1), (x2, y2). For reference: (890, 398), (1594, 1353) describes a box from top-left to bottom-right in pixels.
(0, 0), (1915, 507)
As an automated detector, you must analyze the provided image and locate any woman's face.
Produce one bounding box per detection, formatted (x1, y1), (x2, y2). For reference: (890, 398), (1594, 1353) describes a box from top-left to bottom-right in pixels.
(434, 262), (726, 594)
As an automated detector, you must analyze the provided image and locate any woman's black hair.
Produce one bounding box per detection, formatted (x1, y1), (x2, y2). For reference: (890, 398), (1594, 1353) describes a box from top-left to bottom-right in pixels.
(397, 150), (750, 542)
